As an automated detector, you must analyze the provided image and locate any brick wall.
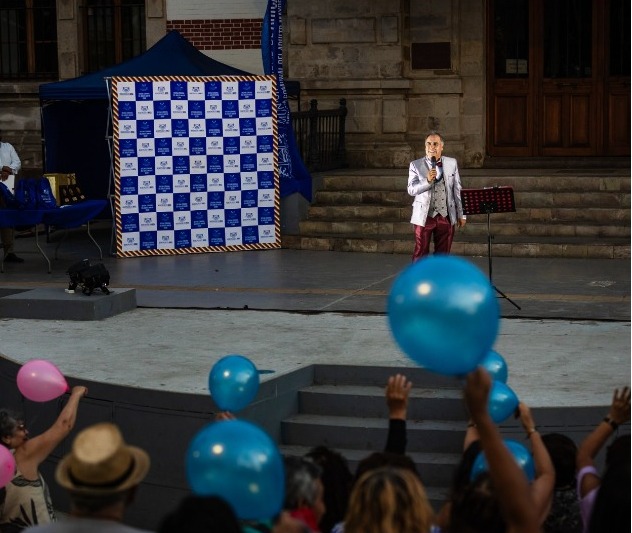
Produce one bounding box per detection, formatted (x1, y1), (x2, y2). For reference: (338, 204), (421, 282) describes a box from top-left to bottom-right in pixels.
(167, 19), (263, 50)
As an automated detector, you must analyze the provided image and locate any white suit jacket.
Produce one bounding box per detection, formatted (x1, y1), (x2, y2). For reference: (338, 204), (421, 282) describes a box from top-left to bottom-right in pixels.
(407, 155), (464, 227)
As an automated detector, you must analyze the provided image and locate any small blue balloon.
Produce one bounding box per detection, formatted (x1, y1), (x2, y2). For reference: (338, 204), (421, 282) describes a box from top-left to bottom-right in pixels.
(387, 256), (500, 375)
(209, 355), (260, 412)
(470, 439), (535, 482)
(488, 380), (519, 423)
(480, 350), (508, 383)
(186, 419), (285, 520)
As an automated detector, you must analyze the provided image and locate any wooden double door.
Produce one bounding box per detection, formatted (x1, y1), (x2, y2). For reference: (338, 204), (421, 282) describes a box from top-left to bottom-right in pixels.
(487, 0), (630, 157)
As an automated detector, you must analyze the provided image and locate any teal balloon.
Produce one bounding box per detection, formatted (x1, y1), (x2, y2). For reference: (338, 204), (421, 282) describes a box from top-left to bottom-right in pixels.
(209, 355), (260, 412)
(387, 255), (500, 375)
(488, 380), (519, 423)
(480, 350), (508, 383)
(470, 439), (535, 482)
(186, 420), (285, 520)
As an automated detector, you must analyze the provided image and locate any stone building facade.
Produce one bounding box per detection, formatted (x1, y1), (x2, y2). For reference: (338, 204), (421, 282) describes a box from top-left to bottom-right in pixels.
(0, 0), (486, 173)
(286, 0), (484, 168)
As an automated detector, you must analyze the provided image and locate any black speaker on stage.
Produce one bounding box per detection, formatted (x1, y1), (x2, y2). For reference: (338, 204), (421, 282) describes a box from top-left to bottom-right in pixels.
(66, 259), (110, 295)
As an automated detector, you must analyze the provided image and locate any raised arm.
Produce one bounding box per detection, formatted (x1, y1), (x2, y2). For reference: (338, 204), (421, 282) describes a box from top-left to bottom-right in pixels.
(465, 368), (539, 533)
(384, 374), (412, 454)
(576, 386), (630, 497)
(516, 402), (555, 525)
(17, 386), (88, 475)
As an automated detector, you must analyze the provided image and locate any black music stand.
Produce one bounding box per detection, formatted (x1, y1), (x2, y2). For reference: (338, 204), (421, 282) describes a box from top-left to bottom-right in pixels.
(461, 186), (521, 310)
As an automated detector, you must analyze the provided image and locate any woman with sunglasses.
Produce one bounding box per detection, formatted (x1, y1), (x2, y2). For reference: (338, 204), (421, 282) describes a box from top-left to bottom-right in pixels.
(0, 385), (87, 531)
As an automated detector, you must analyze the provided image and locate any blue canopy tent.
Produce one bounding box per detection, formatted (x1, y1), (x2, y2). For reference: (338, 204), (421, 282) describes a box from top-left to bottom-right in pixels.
(38, 31), (249, 214)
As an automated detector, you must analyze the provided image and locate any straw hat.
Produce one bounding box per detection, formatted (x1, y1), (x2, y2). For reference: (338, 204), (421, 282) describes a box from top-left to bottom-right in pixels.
(56, 422), (150, 495)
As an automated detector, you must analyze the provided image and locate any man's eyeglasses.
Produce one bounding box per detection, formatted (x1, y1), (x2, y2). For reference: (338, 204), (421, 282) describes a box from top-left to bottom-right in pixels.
(425, 141), (441, 147)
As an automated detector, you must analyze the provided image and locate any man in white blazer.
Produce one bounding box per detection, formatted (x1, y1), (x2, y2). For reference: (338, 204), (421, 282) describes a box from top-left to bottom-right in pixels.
(0, 129), (24, 263)
(407, 132), (466, 261)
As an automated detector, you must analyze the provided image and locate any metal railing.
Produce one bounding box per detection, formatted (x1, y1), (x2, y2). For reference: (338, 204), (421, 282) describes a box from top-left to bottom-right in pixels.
(291, 98), (348, 172)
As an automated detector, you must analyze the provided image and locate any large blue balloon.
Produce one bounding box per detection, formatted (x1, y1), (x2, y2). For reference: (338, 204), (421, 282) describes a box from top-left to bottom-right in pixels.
(480, 349), (508, 383)
(186, 420), (285, 520)
(470, 439), (535, 482)
(387, 255), (500, 375)
(209, 355), (260, 412)
(488, 380), (519, 423)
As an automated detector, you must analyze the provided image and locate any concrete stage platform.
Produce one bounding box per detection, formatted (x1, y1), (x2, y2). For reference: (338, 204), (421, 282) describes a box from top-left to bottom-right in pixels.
(0, 220), (629, 404)
(0, 221), (629, 530)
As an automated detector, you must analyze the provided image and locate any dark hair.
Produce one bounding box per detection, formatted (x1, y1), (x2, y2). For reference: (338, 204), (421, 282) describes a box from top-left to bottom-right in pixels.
(588, 457), (631, 533)
(158, 495), (241, 533)
(305, 446), (353, 533)
(345, 467), (433, 533)
(448, 472), (505, 533)
(425, 131), (445, 144)
(0, 409), (22, 447)
(541, 433), (577, 488)
(448, 440), (482, 499)
(354, 451), (420, 484)
(605, 434), (630, 467)
(283, 455), (322, 510)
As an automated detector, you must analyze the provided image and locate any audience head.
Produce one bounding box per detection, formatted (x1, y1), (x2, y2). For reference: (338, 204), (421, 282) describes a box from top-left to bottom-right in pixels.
(354, 451), (420, 483)
(588, 452), (630, 533)
(448, 471), (505, 533)
(283, 456), (326, 526)
(305, 445), (353, 533)
(345, 466), (434, 533)
(55, 422), (150, 515)
(605, 434), (630, 467)
(449, 440), (482, 497)
(541, 432), (577, 489)
(158, 495), (242, 533)
(0, 409), (27, 449)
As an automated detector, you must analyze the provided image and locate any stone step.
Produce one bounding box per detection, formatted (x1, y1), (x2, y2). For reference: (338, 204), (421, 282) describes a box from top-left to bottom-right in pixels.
(315, 187), (630, 204)
(298, 384), (466, 420)
(313, 190), (631, 211)
(291, 169), (631, 259)
(319, 172), (630, 193)
(278, 365), (616, 515)
(298, 220), (630, 238)
(281, 414), (465, 453)
(306, 205), (630, 226)
(281, 444), (459, 497)
(282, 234), (630, 259)
(312, 364), (462, 389)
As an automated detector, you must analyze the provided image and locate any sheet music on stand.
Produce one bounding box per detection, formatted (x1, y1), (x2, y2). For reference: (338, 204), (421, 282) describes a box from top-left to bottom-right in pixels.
(461, 186), (516, 216)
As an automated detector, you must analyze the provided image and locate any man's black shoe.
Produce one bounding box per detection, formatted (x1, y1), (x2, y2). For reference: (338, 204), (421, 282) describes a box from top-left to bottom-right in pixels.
(4, 253), (25, 263)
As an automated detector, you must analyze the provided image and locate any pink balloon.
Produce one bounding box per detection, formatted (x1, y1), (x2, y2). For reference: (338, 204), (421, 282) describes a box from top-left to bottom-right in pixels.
(17, 359), (69, 402)
(0, 446), (15, 488)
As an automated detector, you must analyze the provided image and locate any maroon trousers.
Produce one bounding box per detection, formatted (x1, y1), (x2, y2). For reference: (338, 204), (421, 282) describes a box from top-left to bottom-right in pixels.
(412, 214), (455, 261)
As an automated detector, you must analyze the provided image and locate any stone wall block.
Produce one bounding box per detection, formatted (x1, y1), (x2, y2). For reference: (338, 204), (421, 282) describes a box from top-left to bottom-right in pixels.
(58, 0), (74, 20)
(382, 99), (407, 133)
(290, 17), (307, 45)
(312, 18), (376, 44)
(380, 16), (399, 43)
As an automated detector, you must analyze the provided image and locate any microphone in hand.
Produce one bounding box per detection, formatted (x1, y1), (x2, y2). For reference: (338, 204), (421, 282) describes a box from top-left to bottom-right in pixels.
(429, 156), (440, 183)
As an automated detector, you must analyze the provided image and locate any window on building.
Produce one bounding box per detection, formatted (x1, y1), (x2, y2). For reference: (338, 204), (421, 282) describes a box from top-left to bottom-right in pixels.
(0, 0), (58, 80)
(81, 0), (146, 73)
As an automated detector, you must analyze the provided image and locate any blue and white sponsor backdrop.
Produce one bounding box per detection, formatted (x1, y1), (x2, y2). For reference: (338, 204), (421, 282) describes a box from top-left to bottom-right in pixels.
(111, 76), (280, 257)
